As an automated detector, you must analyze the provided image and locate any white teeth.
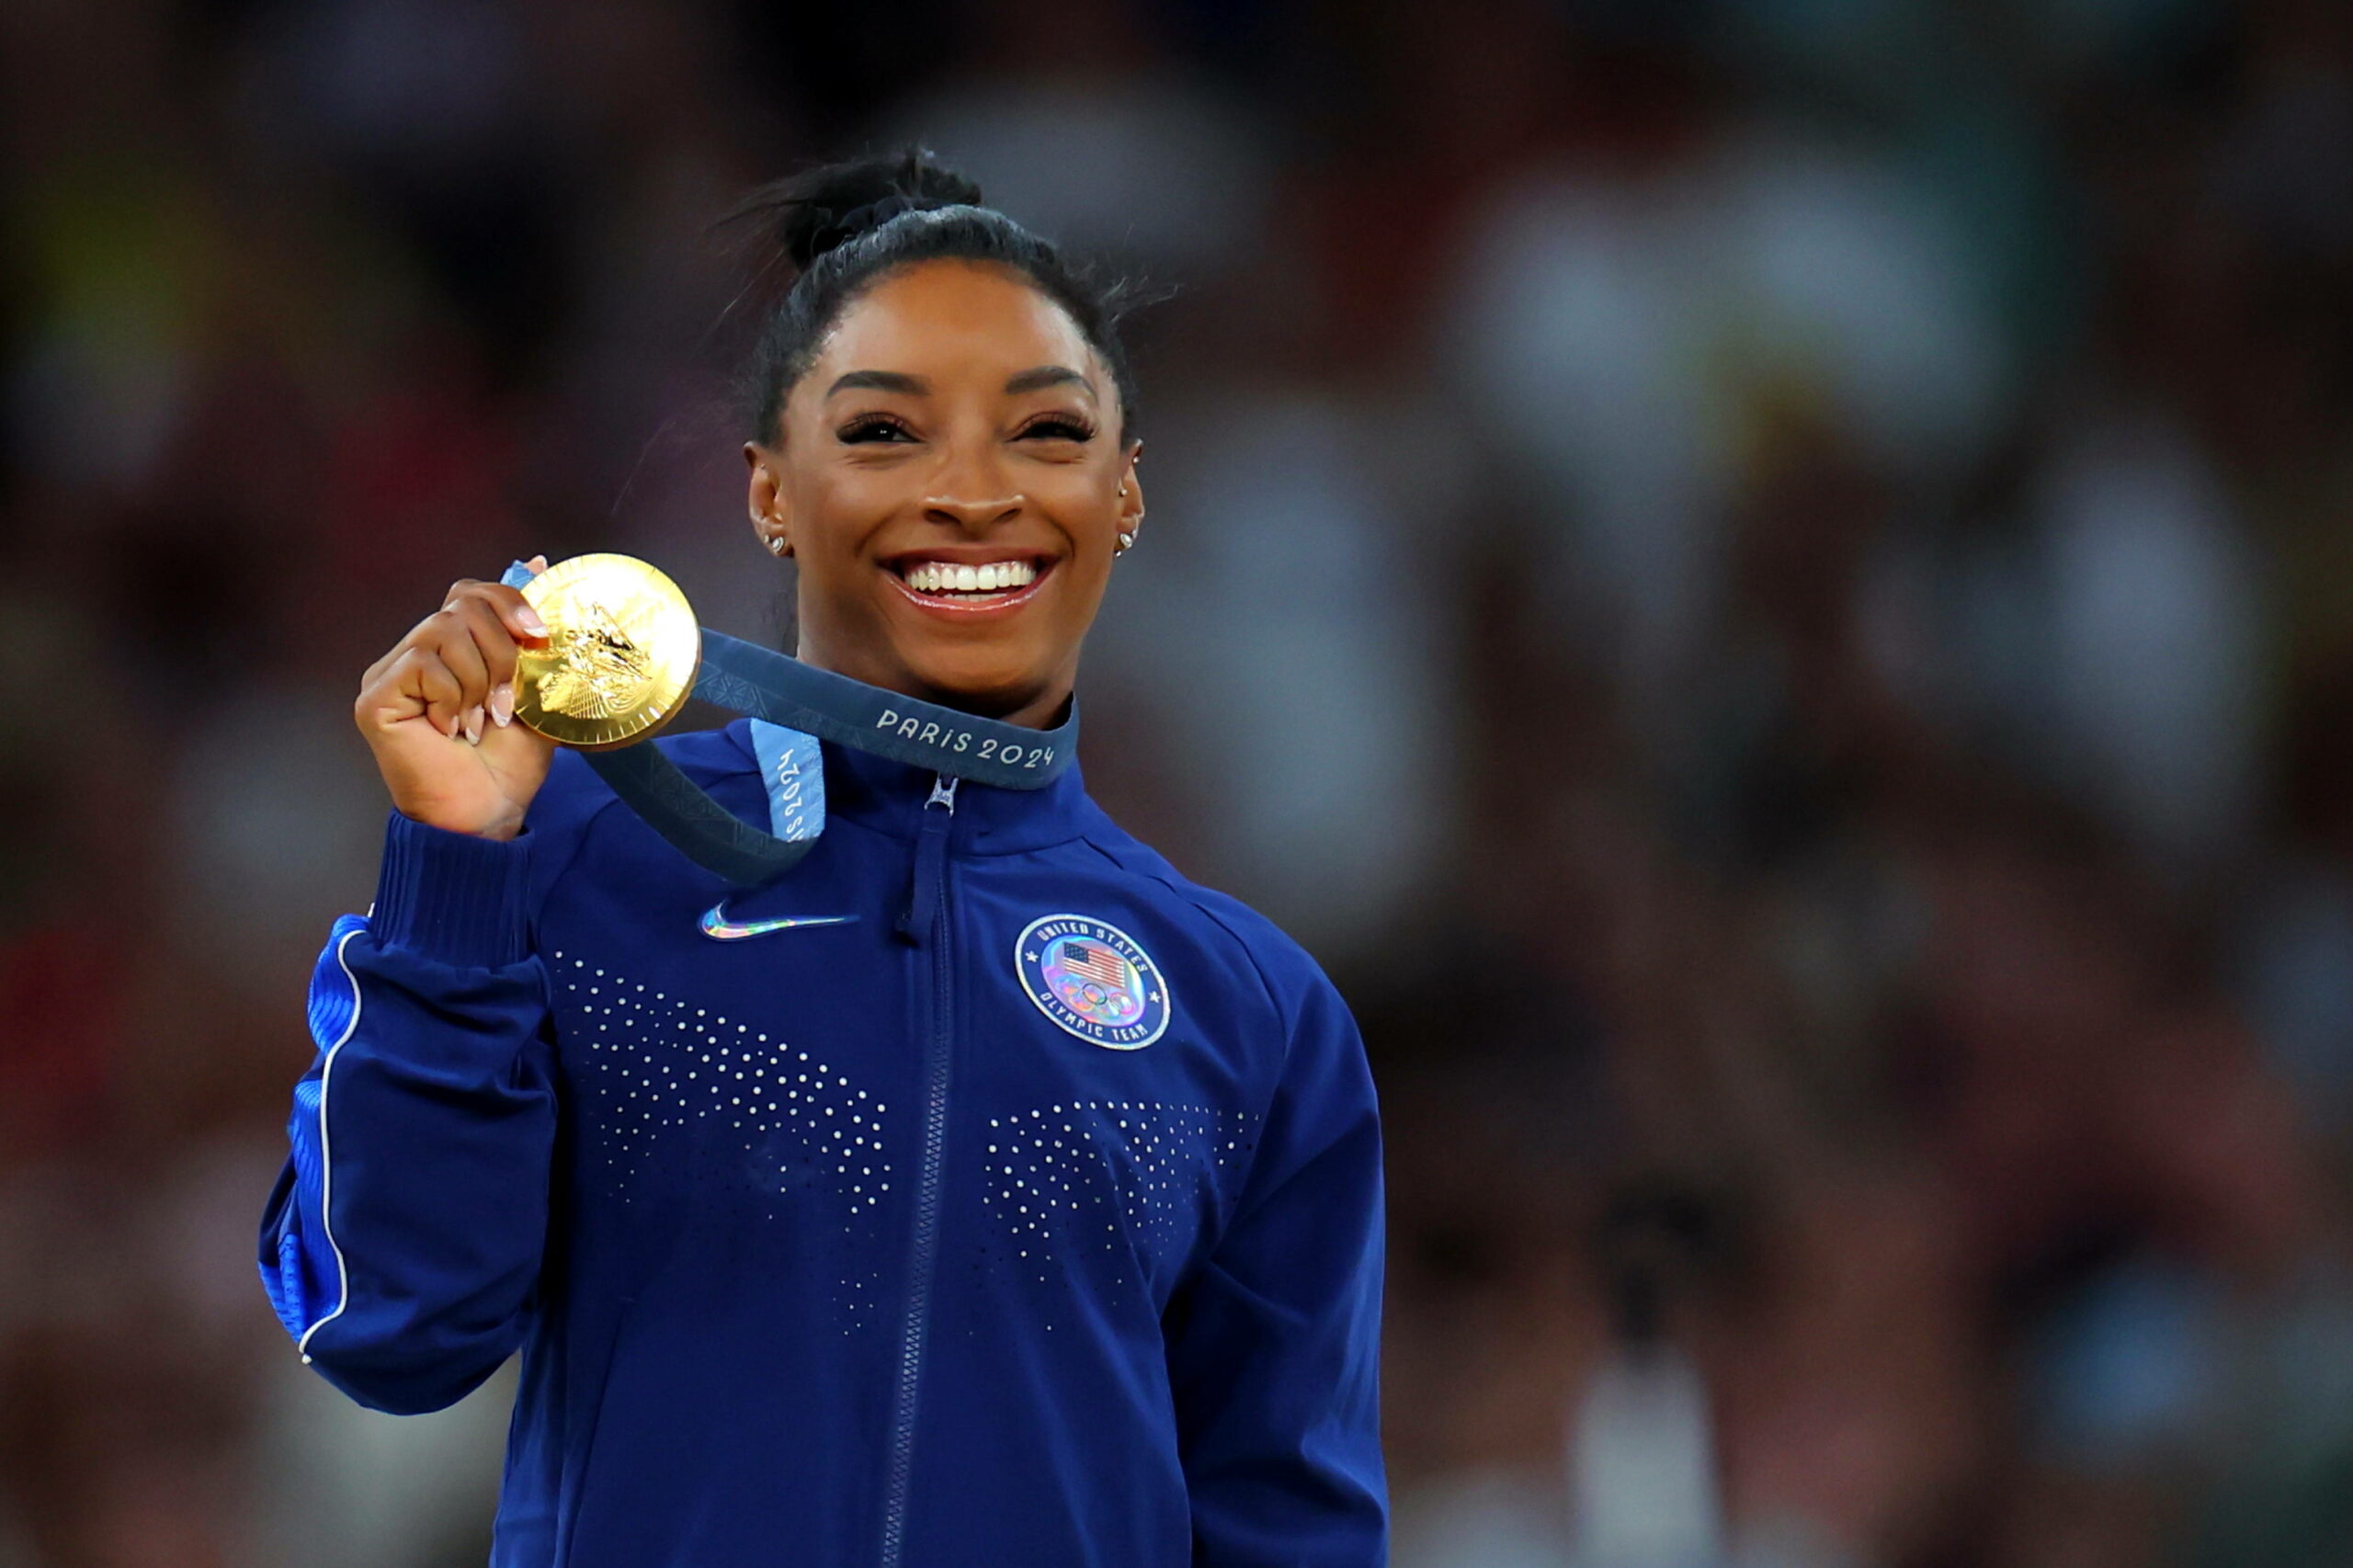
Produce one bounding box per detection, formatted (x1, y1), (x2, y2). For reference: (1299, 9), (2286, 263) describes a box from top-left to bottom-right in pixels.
(900, 559), (1040, 596)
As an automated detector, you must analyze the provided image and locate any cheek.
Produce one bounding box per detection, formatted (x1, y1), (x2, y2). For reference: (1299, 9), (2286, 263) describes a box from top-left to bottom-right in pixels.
(790, 472), (899, 569)
(1034, 471), (1122, 536)
(811, 461), (910, 515)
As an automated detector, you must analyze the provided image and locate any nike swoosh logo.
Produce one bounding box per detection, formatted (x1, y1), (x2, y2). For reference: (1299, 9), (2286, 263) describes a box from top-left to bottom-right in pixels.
(699, 903), (858, 941)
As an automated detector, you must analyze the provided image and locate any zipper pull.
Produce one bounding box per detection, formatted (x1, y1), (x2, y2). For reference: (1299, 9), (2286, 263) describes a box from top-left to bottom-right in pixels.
(898, 775), (958, 943)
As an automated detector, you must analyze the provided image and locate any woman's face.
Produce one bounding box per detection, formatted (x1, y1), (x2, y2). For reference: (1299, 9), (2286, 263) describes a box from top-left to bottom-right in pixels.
(745, 259), (1142, 726)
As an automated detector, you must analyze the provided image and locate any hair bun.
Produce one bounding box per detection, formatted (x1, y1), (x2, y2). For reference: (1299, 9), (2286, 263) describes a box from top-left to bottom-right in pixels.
(748, 150), (985, 271)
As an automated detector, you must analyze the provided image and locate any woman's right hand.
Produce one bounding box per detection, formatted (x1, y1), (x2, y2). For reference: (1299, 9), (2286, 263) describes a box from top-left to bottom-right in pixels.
(357, 561), (560, 841)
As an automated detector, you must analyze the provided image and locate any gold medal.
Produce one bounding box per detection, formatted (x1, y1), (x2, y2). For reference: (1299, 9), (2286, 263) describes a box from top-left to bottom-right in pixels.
(514, 553), (700, 750)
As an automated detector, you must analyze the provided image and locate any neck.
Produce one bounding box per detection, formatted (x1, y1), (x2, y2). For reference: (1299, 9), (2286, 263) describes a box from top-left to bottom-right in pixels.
(987, 685), (1076, 731)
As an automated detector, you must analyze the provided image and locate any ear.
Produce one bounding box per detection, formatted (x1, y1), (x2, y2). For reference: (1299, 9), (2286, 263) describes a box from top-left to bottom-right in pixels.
(1117, 438), (1144, 537)
(745, 442), (793, 558)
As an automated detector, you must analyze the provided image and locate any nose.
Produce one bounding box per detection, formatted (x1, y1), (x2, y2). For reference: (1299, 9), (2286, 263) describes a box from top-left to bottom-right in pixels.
(923, 432), (1022, 530)
(922, 492), (1025, 531)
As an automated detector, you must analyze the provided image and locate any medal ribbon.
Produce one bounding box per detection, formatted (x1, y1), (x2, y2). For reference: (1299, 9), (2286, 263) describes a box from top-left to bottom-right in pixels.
(503, 562), (1077, 885)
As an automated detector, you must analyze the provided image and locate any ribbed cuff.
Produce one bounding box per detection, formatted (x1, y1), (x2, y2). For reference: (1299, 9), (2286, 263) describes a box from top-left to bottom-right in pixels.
(370, 811), (532, 968)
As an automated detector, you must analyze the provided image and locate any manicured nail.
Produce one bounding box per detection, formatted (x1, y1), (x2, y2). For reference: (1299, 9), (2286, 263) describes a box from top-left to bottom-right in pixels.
(463, 706), (483, 745)
(517, 605), (547, 636)
(490, 683), (514, 727)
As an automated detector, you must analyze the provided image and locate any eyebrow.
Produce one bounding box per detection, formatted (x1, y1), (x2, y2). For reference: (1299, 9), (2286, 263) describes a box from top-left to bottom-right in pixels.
(824, 366), (1095, 400)
(1004, 365), (1093, 396)
(825, 369), (927, 398)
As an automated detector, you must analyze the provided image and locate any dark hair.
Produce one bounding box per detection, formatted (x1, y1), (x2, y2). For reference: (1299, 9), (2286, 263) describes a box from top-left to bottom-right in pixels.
(732, 150), (1141, 444)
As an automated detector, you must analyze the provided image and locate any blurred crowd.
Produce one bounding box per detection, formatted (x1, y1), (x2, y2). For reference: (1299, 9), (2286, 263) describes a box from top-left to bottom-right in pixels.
(5, 0), (2353, 1563)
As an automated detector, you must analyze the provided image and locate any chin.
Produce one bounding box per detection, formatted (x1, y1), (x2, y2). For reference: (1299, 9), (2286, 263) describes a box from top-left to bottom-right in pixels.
(897, 646), (1061, 721)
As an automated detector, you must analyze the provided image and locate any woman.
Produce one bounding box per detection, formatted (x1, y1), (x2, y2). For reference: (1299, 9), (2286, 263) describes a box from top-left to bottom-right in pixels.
(258, 153), (1388, 1568)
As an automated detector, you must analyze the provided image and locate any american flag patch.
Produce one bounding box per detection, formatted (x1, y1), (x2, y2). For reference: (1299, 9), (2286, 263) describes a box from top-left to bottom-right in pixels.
(1054, 938), (1131, 990)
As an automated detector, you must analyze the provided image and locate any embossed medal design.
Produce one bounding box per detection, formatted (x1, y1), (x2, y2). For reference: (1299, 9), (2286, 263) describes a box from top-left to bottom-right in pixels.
(514, 553), (700, 750)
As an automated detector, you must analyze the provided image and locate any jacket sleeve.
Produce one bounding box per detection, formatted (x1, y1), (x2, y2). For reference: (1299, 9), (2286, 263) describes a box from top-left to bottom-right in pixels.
(1166, 967), (1388, 1566)
(257, 809), (556, 1415)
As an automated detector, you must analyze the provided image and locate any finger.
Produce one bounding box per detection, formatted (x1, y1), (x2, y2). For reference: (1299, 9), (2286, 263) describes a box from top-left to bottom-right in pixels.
(479, 581), (548, 643)
(364, 603), (455, 692)
(445, 593), (526, 689)
(527, 554), (549, 574)
(445, 578), (548, 643)
(385, 646), (469, 737)
(447, 597), (530, 730)
(417, 654), (469, 739)
(428, 610), (494, 711)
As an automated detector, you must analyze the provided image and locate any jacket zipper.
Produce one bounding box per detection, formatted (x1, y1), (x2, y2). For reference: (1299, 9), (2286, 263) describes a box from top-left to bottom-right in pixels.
(880, 774), (958, 1568)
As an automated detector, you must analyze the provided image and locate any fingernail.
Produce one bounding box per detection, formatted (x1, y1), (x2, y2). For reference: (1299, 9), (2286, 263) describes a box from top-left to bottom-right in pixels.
(490, 683), (514, 727)
(464, 706), (483, 745)
(517, 605), (547, 636)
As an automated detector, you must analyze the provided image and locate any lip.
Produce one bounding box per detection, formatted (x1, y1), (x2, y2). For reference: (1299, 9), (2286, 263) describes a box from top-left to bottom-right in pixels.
(881, 552), (1060, 620)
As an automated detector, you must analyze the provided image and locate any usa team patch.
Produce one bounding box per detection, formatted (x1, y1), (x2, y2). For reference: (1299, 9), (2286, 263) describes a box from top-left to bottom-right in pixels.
(1015, 915), (1170, 1050)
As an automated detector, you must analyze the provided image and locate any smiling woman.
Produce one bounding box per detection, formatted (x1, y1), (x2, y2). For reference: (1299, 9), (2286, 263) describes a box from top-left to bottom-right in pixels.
(749, 265), (1138, 721)
(733, 158), (1145, 727)
(260, 150), (1388, 1568)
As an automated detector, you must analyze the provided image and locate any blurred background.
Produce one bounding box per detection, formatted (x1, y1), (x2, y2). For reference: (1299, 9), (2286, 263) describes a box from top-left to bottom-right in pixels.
(5, 0), (2353, 1562)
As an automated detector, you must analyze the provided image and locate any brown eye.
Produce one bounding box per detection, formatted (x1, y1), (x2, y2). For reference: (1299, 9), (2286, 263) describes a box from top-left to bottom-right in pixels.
(839, 416), (915, 443)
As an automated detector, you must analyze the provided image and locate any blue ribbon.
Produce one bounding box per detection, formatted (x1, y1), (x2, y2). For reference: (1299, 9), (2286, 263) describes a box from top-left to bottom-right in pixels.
(503, 562), (1076, 885)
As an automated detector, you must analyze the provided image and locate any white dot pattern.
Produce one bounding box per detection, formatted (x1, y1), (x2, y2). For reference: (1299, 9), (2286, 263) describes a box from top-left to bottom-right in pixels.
(551, 951), (892, 1324)
(977, 1101), (1260, 1290)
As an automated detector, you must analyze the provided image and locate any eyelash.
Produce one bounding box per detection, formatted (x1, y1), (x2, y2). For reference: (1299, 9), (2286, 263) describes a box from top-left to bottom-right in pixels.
(837, 415), (913, 444)
(834, 415), (1097, 444)
(1017, 415), (1096, 442)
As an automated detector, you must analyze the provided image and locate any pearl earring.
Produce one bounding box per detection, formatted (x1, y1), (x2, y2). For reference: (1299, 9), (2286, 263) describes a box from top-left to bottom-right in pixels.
(767, 538), (786, 555)
(1116, 530), (1136, 553)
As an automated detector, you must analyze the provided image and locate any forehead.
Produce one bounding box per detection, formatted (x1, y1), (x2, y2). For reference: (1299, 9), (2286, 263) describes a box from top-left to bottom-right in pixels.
(809, 259), (1098, 388)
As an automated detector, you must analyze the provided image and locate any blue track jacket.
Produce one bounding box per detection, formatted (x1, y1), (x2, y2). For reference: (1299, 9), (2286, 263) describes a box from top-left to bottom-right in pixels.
(258, 722), (1387, 1566)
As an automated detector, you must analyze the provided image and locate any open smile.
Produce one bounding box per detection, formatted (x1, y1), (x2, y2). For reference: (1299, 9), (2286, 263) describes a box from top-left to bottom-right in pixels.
(882, 551), (1059, 618)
